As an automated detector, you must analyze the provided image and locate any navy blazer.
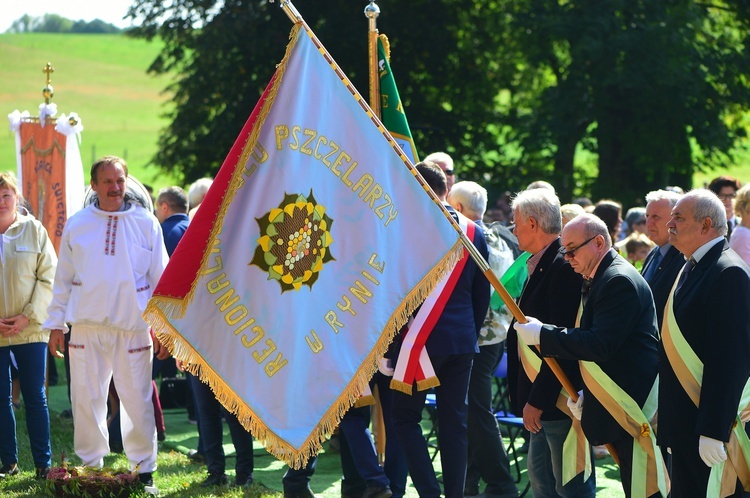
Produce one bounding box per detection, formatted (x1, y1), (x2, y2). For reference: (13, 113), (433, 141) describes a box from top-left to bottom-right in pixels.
(539, 249), (659, 445)
(161, 213), (189, 256)
(641, 244), (683, 330)
(507, 238), (584, 419)
(424, 206), (490, 356)
(658, 240), (750, 449)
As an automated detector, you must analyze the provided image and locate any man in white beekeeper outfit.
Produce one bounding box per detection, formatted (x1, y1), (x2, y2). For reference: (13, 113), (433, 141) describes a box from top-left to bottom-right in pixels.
(45, 156), (168, 493)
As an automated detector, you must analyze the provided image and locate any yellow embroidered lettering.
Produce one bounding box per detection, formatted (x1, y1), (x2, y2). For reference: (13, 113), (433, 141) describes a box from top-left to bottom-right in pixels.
(325, 311), (344, 333)
(305, 330), (324, 353)
(252, 339), (276, 363)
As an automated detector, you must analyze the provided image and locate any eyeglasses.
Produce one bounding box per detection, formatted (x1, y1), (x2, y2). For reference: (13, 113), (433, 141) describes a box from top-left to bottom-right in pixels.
(718, 193), (736, 201)
(443, 169), (454, 176)
(559, 236), (597, 258)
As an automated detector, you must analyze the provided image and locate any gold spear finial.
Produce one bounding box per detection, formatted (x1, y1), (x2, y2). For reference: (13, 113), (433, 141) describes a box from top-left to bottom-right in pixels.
(42, 62), (55, 104)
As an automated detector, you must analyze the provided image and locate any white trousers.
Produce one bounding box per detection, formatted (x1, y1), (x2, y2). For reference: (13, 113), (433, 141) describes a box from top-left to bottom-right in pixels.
(69, 324), (157, 472)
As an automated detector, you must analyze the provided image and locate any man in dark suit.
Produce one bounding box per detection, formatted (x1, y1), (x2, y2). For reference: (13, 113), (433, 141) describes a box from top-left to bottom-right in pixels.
(660, 189), (750, 497)
(390, 161), (490, 498)
(641, 189), (684, 329)
(514, 214), (661, 498)
(508, 188), (594, 497)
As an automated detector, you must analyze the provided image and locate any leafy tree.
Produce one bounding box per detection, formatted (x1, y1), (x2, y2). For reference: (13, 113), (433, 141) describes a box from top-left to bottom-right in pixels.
(126, 0), (507, 186)
(488, 0), (750, 205)
(128, 0), (750, 207)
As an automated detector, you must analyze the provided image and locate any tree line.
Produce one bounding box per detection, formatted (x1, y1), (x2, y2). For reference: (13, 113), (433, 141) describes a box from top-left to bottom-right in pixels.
(6, 14), (122, 34)
(66, 1), (750, 207)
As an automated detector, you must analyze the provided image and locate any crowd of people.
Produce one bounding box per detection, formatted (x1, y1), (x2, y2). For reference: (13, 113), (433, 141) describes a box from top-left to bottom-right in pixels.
(1, 152), (749, 498)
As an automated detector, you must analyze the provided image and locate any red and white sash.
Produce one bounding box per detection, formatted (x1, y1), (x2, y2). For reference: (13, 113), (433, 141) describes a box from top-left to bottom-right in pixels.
(390, 214), (475, 394)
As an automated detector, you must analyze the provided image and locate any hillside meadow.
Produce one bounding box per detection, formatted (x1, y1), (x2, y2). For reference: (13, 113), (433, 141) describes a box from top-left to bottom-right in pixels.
(0, 33), (182, 192)
(1, 32), (749, 200)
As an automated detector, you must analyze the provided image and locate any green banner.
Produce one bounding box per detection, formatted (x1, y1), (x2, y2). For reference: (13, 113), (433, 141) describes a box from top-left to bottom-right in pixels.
(378, 35), (419, 163)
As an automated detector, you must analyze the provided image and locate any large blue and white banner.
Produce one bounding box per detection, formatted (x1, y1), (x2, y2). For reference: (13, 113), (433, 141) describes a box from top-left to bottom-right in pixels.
(145, 22), (463, 467)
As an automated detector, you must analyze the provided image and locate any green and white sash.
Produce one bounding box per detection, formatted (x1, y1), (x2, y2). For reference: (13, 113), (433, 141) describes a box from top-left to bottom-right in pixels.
(575, 292), (669, 497)
(663, 278), (750, 498)
(518, 340), (592, 484)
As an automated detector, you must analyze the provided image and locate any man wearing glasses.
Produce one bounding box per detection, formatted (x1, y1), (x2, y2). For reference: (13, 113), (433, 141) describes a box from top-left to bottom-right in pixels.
(424, 152), (455, 193)
(508, 188), (594, 498)
(707, 176), (741, 239)
(514, 214), (662, 498)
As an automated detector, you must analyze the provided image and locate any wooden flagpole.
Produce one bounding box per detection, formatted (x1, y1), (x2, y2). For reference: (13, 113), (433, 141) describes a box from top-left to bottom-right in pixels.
(364, 0), (388, 466)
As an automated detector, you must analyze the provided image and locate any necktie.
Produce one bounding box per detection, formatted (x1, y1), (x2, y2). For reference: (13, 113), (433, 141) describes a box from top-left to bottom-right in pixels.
(674, 258), (696, 296)
(727, 219), (734, 240)
(643, 249), (662, 282)
(581, 278), (593, 306)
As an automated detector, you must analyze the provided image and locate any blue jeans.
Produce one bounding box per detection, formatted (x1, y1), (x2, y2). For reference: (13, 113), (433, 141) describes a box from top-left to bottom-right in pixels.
(527, 418), (595, 498)
(0, 343), (52, 468)
(189, 375), (253, 478)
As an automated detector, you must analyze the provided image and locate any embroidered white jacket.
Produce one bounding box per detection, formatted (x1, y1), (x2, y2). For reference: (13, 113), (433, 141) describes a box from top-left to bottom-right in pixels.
(44, 202), (168, 333)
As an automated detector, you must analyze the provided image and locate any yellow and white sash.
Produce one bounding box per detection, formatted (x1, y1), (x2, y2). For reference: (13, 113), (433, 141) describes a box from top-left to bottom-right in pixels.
(663, 280), (750, 498)
(518, 340), (593, 484)
(575, 291), (669, 497)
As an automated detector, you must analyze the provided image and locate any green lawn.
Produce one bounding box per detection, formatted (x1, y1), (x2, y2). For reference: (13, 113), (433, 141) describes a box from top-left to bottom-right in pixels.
(0, 357), (630, 497)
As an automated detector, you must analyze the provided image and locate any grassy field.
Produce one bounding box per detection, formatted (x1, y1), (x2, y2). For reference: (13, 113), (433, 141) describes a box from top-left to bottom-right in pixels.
(0, 33), (180, 191)
(0, 358), (630, 498)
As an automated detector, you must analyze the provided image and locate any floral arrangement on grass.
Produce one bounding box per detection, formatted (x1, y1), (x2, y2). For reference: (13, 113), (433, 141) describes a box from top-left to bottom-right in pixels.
(45, 453), (142, 498)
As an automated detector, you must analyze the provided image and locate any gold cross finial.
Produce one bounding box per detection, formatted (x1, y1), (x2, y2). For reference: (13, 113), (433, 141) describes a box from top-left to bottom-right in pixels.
(42, 62), (55, 104)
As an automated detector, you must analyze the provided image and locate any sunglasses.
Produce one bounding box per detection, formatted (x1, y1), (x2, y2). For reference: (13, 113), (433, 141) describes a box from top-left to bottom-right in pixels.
(559, 236), (597, 258)
(443, 169), (454, 176)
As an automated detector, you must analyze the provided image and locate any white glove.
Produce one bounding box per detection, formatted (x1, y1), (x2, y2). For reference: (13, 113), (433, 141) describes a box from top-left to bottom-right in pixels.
(566, 390), (584, 420)
(698, 435), (727, 467)
(378, 358), (394, 377)
(513, 316), (542, 345)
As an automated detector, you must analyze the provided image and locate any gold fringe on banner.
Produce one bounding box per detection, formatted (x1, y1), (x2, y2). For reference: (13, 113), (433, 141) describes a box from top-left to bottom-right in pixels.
(144, 21), (464, 468)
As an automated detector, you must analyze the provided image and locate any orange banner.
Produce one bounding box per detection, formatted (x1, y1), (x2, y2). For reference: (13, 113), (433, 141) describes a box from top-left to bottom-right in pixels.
(19, 122), (67, 253)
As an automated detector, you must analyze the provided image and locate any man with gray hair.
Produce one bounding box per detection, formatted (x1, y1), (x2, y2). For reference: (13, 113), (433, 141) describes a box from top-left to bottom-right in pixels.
(514, 213), (663, 498)
(448, 181), (519, 498)
(187, 177), (213, 220)
(424, 152), (455, 192)
(508, 188), (594, 497)
(660, 189), (750, 497)
(641, 189), (684, 329)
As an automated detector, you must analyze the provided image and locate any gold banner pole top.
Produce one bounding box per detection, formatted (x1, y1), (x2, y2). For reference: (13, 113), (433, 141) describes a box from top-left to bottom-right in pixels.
(271, 0), (303, 24)
(42, 62), (55, 105)
(365, 1), (381, 119)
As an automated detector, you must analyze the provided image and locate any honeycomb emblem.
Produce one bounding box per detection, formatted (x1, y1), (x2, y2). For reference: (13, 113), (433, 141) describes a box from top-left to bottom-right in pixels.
(250, 192), (335, 292)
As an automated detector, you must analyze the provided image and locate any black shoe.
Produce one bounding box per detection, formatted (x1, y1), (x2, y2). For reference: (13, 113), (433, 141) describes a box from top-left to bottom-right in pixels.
(157, 432), (166, 442)
(200, 472), (228, 487)
(139, 472), (159, 495)
(36, 467), (50, 479)
(284, 486), (316, 498)
(187, 449), (206, 464)
(138, 472), (154, 487)
(0, 463), (19, 479)
(363, 485), (393, 498)
(234, 473), (253, 488)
